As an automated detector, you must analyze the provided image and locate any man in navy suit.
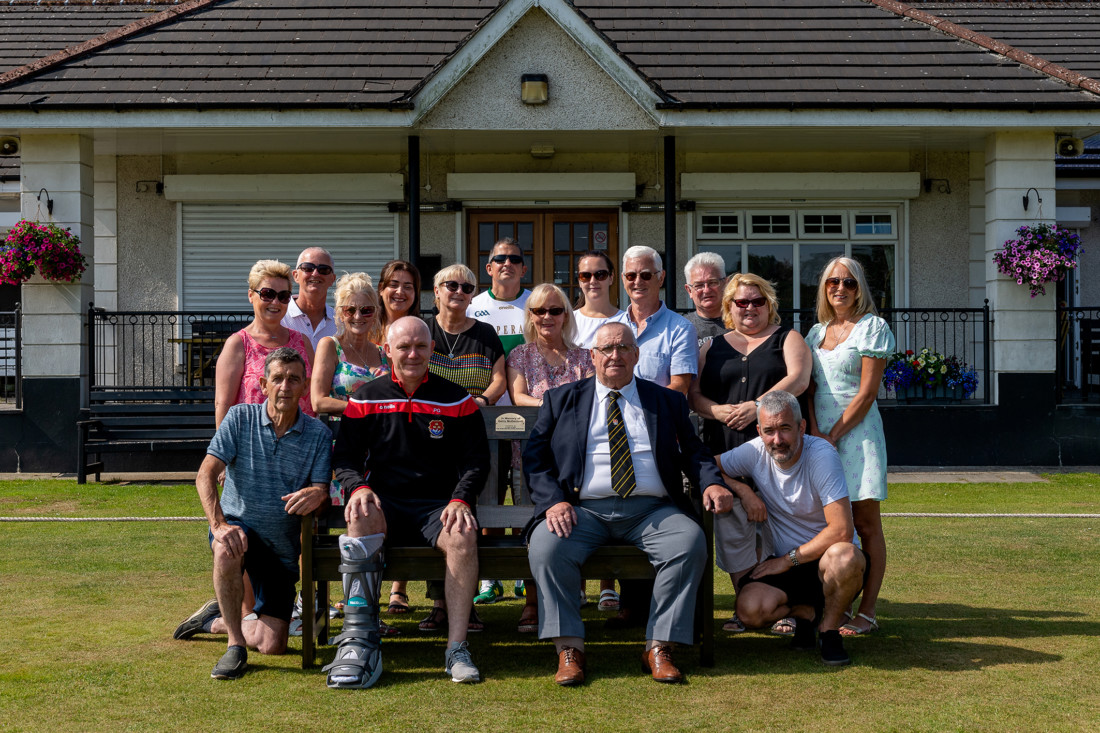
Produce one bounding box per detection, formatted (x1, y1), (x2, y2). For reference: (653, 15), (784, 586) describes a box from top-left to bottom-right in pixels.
(523, 322), (733, 685)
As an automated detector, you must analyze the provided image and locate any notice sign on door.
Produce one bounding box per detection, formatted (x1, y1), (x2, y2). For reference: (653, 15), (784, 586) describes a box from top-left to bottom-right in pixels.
(593, 230), (608, 248)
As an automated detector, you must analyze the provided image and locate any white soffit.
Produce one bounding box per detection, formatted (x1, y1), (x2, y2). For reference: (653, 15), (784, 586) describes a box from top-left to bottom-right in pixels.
(163, 174), (404, 202)
(682, 172), (923, 199)
(447, 172), (636, 199)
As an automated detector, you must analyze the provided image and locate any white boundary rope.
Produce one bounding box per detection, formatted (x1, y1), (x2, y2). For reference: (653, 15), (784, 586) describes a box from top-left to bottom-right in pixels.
(1, 513), (1098, 522)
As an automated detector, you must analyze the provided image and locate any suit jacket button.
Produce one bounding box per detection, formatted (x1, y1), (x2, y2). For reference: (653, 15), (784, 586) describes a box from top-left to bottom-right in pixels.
(573, 487), (580, 493)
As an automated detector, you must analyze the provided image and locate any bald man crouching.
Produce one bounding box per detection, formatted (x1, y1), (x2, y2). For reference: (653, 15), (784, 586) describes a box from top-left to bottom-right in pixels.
(329, 317), (490, 687)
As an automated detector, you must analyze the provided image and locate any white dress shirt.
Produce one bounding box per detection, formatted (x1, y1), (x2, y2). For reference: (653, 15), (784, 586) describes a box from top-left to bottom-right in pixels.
(282, 296), (336, 350)
(581, 378), (666, 500)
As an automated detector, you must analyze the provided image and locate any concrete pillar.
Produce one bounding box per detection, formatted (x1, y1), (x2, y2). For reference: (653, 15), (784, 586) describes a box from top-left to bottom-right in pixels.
(17, 133), (95, 470)
(984, 131), (1057, 403)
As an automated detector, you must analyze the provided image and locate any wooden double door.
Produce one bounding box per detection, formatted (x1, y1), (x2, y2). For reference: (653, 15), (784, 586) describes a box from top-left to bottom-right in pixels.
(467, 209), (620, 306)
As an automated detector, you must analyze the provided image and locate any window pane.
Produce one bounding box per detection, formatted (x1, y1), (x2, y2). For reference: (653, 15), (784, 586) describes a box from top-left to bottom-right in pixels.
(802, 213), (844, 235)
(701, 214), (739, 236)
(747, 244), (794, 309)
(800, 244), (845, 312)
(572, 222), (589, 251)
(517, 222), (534, 249)
(854, 213), (893, 236)
(498, 223), (514, 241)
(554, 255), (571, 286)
(751, 213), (791, 235)
(852, 244), (895, 311)
(478, 222), (495, 250)
(554, 222), (570, 253)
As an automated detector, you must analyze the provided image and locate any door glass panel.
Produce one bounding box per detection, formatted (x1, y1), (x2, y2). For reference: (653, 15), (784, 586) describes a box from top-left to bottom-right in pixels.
(800, 244), (845, 313)
(478, 223), (495, 250)
(517, 222), (534, 249)
(498, 223), (514, 241)
(572, 222), (589, 251)
(554, 255), (571, 286)
(747, 244), (794, 309)
(553, 222), (570, 253)
(852, 244), (894, 311)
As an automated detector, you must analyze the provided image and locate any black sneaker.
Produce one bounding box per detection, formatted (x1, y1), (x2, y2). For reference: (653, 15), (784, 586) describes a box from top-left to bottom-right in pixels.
(818, 629), (851, 666)
(211, 645), (248, 680)
(789, 617), (816, 652)
(174, 599), (220, 640)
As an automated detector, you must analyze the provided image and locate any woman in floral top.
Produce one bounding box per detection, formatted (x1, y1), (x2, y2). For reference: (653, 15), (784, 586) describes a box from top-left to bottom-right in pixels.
(507, 283), (595, 633)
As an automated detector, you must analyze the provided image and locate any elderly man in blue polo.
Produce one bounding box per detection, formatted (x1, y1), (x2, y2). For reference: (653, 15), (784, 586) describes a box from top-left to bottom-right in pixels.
(173, 347), (332, 680)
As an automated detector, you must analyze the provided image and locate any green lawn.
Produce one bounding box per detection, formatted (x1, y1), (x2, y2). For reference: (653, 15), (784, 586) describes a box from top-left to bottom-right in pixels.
(1, 477), (1099, 732)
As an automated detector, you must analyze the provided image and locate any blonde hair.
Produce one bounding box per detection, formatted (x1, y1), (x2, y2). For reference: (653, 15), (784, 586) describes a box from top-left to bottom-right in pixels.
(432, 263), (477, 309)
(815, 256), (877, 325)
(247, 259), (292, 291)
(722, 272), (780, 329)
(523, 283), (579, 350)
(333, 272), (381, 342)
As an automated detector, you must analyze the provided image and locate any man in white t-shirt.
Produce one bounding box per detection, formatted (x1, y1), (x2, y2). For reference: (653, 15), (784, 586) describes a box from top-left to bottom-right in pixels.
(718, 390), (867, 666)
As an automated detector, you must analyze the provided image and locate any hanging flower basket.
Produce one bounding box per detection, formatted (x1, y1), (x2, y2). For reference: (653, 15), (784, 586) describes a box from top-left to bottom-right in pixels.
(0, 219), (87, 285)
(883, 348), (979, 402)
(993, 223), (1082, 298)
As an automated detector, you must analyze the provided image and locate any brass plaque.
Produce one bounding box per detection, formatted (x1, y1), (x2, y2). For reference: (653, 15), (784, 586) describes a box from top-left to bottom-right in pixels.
(494, 413), (527, 433)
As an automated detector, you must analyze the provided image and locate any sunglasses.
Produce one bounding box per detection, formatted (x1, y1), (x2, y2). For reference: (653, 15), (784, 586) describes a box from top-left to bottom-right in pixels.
(825, 277), (859, 290)
(732, 297), (768, 309)
(297, 262), (333, 276)
(341, 305), (376, 318)
(252, 288), (292, 304)
(623, 271), (655, 282)
(490, 254), (524, 265)
(529, 307), (565, 317)
(442, 281), (476, 294)
(578, 270), (611, 283)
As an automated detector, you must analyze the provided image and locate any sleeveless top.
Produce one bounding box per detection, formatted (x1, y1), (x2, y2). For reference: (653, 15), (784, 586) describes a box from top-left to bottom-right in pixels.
(327, 337), (389, 401)
(235, 328), (315, 417)
(698, 327), (795, 453)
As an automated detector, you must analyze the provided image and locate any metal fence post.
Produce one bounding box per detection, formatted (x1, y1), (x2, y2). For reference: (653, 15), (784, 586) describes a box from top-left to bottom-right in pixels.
(86, 302), (97, 399)
(13, 302), (21, 410)
(983, 299), (991, 405)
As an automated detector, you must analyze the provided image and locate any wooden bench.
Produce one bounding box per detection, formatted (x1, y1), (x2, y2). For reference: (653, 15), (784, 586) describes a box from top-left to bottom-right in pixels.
(76, 387), (216, 484)
(300, 405), (715, 669)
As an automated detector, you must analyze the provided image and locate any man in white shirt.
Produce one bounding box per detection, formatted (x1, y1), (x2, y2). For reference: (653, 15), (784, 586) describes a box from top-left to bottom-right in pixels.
(718, 390), (867, 666)
(281, 247), (336, 349)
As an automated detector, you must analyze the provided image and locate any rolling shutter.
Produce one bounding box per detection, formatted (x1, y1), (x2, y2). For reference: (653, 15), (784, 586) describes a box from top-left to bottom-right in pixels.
(181, 203), (397, 311)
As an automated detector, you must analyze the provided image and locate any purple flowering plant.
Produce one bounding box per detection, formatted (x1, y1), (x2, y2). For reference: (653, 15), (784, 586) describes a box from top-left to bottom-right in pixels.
(883, 348), (979, 399)
(0, 219), (87, 285)
(993, 223), (1082, 298)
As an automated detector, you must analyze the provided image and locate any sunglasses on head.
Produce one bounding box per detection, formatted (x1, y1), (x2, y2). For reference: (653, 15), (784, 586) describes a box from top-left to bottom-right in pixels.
(442, 281), (476, 294)
(529, 307), (565, 317)
(623, 271), (655, 282)
(297, 262), (333, 276)
(341, 305), (376, 318)
(578, 270), (611, 283)
(252, 288), (292, 304)
(732, 297), (768, 309)
(826, 277), (859, 290)
(490, 254), (524, 265)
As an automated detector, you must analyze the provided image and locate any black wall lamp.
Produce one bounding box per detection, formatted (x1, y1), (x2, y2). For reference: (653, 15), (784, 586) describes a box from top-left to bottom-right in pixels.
(37, 187), (53, 216)
(1022, 187), (1041, 211)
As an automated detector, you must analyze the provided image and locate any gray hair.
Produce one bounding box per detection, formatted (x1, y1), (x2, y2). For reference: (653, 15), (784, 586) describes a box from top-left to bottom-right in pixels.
(622, 245), (662, 273)
(296, 247), (333, 267)
(263, 346), (307, 379)
(684, 251), (726, 284)
(593, 321), (637, 348)
(756, 390), (802, 423)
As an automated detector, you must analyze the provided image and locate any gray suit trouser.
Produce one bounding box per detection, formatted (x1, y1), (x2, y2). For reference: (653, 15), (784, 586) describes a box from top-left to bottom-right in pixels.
(527, 496), (706, 645)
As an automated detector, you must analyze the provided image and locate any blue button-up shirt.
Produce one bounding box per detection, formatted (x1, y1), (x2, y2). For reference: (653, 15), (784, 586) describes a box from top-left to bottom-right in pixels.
(609, 303), (699, 386)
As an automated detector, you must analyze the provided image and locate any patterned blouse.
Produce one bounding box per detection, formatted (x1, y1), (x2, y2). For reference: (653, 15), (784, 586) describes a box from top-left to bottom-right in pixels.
(327, 337), (389, 400)
(235, 328), (315, 417)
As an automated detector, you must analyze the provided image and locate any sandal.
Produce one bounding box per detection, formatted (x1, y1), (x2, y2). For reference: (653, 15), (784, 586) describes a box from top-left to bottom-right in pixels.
(722, 614), (746, 633)
(379, 620), (401, 637)
(769, 617), (797, 636)
(418, 606), (447, 632)
(839, 612), (879, 636)
(517, 604), (538, 633)
(387, 591), (410, 615)
(597, 589), (620, 611)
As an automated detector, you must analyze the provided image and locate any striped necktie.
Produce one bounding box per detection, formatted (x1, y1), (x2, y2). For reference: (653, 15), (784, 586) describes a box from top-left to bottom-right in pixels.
(607, 391), (637, 498)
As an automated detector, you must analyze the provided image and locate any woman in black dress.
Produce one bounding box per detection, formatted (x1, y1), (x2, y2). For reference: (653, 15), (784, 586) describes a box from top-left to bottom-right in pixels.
(689, 272), (811, 634)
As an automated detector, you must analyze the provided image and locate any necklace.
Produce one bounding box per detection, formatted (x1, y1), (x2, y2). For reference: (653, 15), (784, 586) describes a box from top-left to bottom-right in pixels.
(439, 326), (458, 360)
(342, 336), (371, 367)
(537, 342), (567, 372)
(831, 320), (854, 346)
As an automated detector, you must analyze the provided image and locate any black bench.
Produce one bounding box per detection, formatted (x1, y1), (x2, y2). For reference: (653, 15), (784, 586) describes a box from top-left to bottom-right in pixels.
(300, 405), (715, 668)
(76, 387), (216, 484)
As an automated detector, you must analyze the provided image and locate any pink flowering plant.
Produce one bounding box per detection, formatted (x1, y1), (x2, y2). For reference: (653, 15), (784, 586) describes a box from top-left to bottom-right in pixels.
(0, 219), (87, 285)
(993, 223), (1082, 298)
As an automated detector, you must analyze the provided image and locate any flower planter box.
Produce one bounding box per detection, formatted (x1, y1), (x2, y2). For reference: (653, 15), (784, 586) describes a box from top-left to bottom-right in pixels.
(894, 385), (966, 405)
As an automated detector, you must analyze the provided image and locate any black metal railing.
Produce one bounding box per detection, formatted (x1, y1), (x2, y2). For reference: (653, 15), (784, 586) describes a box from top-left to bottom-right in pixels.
(87, 305), (253, 393)
(0, 305), (21, 408)
(1056, 306), (1100, 404)
(775, 302), (992, 404)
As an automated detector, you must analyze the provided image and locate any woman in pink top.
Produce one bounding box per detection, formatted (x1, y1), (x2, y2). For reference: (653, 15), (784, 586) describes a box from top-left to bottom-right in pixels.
(215, 259), (316, 428)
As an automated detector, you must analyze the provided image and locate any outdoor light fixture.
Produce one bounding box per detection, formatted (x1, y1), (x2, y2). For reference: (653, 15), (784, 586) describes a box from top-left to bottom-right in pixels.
(37, 187), (53, 216)
(923, 178), (951, 194)
(521, 74), (548, 105)
(1022, 187), (1041, 211)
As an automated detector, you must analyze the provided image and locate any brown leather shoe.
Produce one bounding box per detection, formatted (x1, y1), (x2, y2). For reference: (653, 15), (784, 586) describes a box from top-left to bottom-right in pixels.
(555, 646), (586, 686)
(641, 645), (683, 684)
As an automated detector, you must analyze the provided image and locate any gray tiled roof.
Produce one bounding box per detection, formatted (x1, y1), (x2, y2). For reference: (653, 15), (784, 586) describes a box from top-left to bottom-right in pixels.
(0, 0), (1097, 110)
(574, 0), (1100, 108)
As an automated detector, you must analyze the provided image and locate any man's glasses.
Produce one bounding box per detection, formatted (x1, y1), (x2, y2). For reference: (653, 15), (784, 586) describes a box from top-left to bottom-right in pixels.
(490, 254), (524, 265)
(689, 279), (723, 292)
(825, 277), (858, 290)
(578, 270), (611, 282)
(623, 271), (655, 282)
(442, 281), (476, 294)
(732, 297), (768, 309)
(593, 343), (637, 356)
(252, 288), (292, 304)
(341, 305), (376, 318)
(529, 307), (565, 317)
(296, 262), (333, 276)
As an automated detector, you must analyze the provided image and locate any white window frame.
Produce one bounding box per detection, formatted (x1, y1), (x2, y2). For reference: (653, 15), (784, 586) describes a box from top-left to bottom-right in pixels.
(798, 210), (848, 239)
(746, 209), (797, 239)
(850, 210), (897, 239)
(696, 211), (744, 240)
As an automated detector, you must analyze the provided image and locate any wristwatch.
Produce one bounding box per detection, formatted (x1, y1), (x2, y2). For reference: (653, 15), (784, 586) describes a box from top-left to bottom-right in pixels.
(788, 548), (800, 566)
